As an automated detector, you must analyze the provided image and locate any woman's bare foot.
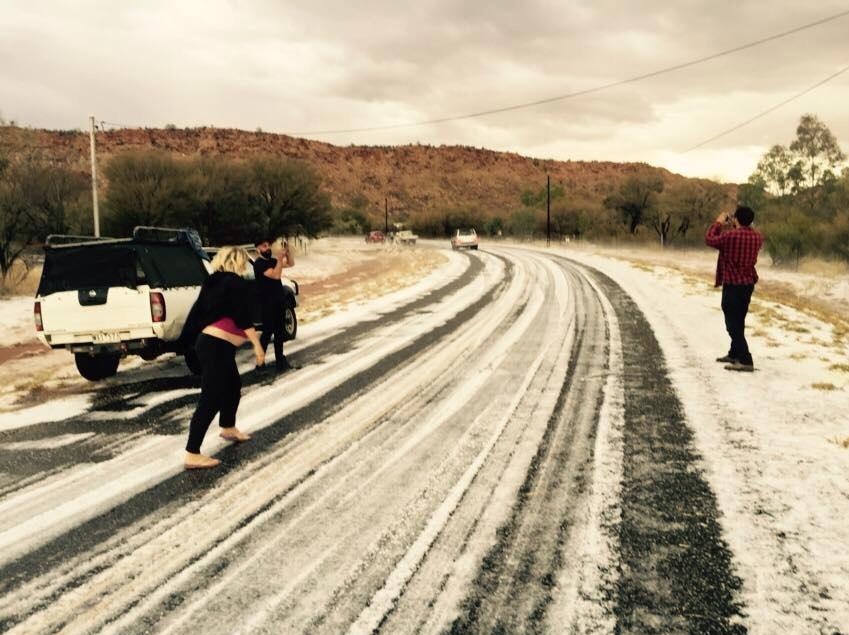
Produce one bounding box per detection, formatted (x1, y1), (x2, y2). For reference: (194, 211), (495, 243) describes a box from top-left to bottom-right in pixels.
(185, 452), (221, 470)
(220, 427), (252, 443)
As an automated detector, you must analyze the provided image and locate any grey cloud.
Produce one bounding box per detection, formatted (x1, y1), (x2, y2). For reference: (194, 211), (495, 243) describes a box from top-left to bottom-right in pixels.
(1, 0), (847, 181)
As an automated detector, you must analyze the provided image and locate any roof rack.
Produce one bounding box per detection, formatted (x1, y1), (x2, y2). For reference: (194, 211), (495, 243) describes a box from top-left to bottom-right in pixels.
(45, 227), (209, 260)
(45, 234), (125, 248)
(132, 226), (208, 260)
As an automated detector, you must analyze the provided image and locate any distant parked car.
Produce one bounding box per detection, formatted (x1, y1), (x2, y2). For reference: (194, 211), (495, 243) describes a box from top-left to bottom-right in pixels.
(365, 230), (385, 243)
(451, 228), (479, 250)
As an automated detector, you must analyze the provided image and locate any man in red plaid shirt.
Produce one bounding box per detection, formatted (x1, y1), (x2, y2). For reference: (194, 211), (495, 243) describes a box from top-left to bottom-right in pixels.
(705, 205), (763, 372)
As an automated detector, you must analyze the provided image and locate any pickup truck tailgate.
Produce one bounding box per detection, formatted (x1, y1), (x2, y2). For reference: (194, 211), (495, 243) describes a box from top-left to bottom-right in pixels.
(40, 287), (154, 336)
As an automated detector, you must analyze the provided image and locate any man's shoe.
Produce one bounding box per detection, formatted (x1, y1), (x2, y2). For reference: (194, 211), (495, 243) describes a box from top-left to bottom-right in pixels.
(716, 355), (737, 363)
(724, 362), (755, 372)
(255, 363), (271, 373)
(276, 358), (301, 372)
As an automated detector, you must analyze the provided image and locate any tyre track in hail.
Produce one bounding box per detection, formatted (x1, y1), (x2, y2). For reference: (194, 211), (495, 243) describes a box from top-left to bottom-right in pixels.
(0, 250), (492, 572)
(0, 252), (485, 488)
(587, 265), (747, 635)
(445, 254), (609, 634)
(109, 250), (545, 635)
(0, 250), (517, 632)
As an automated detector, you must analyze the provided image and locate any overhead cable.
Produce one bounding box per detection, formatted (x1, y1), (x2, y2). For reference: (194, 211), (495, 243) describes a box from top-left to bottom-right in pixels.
(287, 8), (849, 136)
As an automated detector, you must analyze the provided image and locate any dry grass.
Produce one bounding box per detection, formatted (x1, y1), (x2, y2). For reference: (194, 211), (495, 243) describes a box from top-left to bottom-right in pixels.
(811, 382), (839, 391)
(615, 252), (849, 343)
(298, 247), (447, 325)
(830, 363), (849, 373)
(0, 263), (41, 297)
(828, 436), (849, 449)
(793, 258), (849, 277)
(755, 280), (849, 345)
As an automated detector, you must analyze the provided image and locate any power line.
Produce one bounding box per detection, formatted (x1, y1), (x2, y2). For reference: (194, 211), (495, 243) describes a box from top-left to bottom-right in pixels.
(685, 61), (849, 152)
(287, 8), (849, 136)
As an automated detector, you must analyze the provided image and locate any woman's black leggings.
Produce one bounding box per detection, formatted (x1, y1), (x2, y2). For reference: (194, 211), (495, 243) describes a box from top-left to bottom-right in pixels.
(185, 333), (241, 453)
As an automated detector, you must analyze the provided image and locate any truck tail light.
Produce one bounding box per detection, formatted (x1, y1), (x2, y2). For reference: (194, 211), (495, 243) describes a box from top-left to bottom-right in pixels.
(34, 301), (43, 332)
(150, 292), (166, 323)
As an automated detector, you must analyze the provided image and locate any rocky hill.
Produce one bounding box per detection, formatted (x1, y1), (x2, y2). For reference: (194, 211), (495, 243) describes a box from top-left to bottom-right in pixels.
(0, 126), (730, 218)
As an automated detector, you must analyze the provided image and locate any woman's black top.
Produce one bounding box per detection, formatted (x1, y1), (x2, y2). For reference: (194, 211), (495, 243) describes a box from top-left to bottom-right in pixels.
(181, 272), (254, 344)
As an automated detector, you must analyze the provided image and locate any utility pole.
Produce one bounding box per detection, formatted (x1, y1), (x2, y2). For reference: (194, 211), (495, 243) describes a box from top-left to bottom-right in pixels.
(546, 174), (551, 247)
(384, 197), (388, 234)
(89, 115), (100, 237)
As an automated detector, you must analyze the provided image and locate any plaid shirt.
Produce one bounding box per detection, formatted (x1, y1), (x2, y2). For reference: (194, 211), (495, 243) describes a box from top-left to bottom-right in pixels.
(705, 222), (763, 287)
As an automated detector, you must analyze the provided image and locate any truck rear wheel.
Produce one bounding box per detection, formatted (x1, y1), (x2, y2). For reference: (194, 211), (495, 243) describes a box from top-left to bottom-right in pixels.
(75, 352), (120, 381)
(283, 306), (298, 341)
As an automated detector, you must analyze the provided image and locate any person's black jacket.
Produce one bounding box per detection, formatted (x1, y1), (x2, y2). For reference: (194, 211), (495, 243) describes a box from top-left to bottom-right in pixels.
(180, 272), (255, 347)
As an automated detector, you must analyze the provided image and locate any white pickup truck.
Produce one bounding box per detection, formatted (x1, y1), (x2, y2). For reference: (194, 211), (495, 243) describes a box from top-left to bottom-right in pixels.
(34, 227), (211, 380)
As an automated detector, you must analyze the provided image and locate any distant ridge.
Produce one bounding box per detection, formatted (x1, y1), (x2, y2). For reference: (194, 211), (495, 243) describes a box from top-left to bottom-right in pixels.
(0, 126), (730, 216)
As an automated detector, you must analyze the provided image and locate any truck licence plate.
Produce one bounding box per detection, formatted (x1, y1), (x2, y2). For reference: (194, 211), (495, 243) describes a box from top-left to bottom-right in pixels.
(93, 331), (121, 343)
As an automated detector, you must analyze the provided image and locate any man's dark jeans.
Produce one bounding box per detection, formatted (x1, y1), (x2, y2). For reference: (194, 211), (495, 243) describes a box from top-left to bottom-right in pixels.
(259, 302), (285, 368)
(721, 283), (755, 366)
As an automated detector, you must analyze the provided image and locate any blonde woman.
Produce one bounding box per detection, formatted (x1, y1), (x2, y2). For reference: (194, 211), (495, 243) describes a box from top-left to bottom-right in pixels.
(184, 247), (265, 469)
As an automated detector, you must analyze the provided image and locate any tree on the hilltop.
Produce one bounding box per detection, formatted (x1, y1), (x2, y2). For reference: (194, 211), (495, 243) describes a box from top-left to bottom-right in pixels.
(603, 175), (664, 235)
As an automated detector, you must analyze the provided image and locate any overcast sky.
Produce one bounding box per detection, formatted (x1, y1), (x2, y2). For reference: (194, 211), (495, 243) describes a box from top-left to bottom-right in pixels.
(2, 0), (848, 182)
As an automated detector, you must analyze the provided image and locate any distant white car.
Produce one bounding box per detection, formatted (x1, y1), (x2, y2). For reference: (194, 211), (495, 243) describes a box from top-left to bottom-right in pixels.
(451, 228), (479, 250)
(395, 230), (418, 245)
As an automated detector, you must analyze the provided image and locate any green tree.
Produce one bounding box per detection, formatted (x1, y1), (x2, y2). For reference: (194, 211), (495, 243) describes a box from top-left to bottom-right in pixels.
(0, 154), (89, 280)
(790, 113), (846, 191)
(0, 157), (35, 280)
(484, 216), (504, 237)
(246, 156), (332, 239)
(181, 157), (253, 245)
(763, 213), (819, 269)
(603, 175), (664, 235)
(508, 209), (538, 238)
(661, 180), (728, 244)
(103, 151), (190, 235)
(739, 175), (768, 211)
(752, 144), (795, 196)
(520, 182), (565, 208)
(824, 213), (849, 263)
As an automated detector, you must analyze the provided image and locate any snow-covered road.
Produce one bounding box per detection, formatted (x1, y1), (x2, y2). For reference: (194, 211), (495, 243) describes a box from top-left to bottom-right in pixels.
(0, 244), (846, 634)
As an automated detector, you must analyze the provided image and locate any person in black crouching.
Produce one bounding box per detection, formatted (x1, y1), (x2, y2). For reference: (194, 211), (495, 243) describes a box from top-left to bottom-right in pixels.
(253, 237), (295, 372)
(183, 247), (265, 470)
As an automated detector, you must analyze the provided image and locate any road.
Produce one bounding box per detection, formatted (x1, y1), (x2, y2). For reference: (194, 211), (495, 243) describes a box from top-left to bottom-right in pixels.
(0, 245), (746, 634)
